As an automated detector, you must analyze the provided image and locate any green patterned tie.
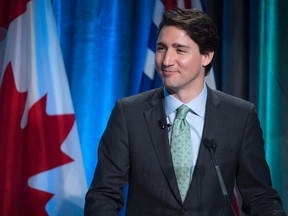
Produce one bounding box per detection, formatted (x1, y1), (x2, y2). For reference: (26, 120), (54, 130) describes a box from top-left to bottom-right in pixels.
(171, 105), (192, 202)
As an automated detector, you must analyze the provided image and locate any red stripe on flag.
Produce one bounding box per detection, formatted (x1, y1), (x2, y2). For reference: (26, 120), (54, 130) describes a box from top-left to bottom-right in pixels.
(162, 0), (178, 10)
(0, 0), (31, 29)
(184, 0), (192, 8)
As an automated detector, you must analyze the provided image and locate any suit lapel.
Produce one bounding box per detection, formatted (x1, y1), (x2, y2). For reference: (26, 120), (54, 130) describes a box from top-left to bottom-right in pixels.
(202, 87), (225, 140)
(143, 88), (182, 204)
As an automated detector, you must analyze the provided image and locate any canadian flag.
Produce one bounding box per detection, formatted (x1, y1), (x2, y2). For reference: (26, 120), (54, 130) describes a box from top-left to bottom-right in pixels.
(0, 0), (87, 215)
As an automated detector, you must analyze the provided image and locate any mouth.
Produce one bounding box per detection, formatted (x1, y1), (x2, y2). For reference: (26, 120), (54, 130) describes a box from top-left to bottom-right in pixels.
(162, 70), (176, 76)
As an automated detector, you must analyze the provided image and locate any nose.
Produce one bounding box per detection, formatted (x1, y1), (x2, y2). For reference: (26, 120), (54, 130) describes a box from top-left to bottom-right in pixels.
(162, 49), (175, 67)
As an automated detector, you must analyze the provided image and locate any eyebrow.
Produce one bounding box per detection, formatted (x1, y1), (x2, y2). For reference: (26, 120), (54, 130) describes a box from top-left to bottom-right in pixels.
(156, 42), (189, 49)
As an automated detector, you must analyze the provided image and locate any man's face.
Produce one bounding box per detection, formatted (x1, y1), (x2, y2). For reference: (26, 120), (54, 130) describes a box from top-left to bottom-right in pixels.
(155, 26), (213, 98)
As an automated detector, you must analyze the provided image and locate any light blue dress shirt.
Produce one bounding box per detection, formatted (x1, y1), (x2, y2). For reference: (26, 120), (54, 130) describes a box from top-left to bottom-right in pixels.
(164, 85), (207, 179)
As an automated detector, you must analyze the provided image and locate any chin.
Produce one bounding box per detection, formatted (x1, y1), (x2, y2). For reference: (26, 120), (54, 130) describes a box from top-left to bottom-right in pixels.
(163, 84), (177, 93)
(161, 79), (173, 86)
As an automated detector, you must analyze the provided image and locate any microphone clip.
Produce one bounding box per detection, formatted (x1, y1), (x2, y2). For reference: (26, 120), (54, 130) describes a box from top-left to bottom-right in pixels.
(159, 119), (171, 131)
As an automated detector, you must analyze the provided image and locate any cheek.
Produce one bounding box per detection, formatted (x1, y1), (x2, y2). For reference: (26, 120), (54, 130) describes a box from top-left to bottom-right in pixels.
(192, 54), (204, 66)
(178, 57), (196, 69)
(155, 54), (162, 69)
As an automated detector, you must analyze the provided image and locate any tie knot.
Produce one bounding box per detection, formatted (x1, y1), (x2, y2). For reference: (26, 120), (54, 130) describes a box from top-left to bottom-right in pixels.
(175, 105), (190, 120)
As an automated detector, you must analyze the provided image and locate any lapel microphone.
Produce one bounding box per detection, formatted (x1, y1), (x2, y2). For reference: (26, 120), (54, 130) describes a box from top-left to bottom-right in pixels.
(158, 119), (171, 131)
(203, 138), (237, 216)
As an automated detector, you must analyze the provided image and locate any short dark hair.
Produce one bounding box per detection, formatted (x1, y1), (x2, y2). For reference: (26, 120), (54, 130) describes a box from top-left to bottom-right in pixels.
(158, 8), (218, 76)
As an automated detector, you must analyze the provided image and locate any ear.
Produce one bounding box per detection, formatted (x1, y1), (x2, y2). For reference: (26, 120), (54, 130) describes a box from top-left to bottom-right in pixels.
(202, 51), (214, 67)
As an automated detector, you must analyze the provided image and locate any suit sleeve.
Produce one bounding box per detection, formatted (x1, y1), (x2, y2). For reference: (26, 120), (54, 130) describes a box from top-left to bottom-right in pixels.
(236, 104), (286, 215)
(84, 100), (129, 216)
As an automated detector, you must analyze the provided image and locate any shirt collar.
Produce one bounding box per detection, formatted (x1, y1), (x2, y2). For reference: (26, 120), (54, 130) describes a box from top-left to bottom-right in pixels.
(164, 85), (207, 118)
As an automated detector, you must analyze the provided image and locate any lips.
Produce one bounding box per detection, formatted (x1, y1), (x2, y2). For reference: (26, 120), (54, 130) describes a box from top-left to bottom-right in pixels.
(162, 70), (177, 76)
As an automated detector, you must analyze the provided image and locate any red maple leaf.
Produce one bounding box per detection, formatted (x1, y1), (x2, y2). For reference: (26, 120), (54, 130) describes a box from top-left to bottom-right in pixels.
(0, 0), (31, 29)
(0, 62), (75, 216)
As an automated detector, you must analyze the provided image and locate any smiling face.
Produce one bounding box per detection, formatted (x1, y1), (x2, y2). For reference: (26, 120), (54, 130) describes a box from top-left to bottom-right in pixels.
(155, 26), (214, 102)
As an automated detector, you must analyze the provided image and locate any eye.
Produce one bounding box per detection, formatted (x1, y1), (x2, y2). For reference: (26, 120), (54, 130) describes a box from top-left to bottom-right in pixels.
(176, 48), (185, 53)
(156, 45), (165, 52)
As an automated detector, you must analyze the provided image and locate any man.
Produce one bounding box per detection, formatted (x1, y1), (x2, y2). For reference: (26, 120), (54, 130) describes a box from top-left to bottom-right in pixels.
(85, 8), (286, 215)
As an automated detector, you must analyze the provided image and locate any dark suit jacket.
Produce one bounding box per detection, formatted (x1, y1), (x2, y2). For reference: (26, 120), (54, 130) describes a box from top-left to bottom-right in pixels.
(85, 87), (285, 216)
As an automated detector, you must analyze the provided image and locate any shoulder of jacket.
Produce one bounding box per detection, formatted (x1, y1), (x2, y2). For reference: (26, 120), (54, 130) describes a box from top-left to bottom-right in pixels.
(209, 88), (254, 111)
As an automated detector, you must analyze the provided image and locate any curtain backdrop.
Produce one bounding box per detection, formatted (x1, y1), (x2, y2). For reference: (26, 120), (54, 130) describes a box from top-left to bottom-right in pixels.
(52, 0), (288, 212)
(52, 0), (155, 184)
